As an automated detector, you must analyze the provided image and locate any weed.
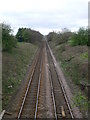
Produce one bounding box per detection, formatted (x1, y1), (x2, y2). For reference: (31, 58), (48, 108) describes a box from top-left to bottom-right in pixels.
(80, 52), (88, 59)
(72, 92), (89, 111)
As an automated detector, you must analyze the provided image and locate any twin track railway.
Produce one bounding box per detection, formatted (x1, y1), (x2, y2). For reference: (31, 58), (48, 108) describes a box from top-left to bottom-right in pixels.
(2, 41), (75, 119)
(17, 42), (74, 119)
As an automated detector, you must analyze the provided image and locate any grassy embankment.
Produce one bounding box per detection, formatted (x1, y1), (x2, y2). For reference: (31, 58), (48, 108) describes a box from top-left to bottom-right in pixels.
(49, 41), (88, 87)
(2, 42), (38, 108)
(49, 41), (88, 116)
(47, 29), (88, 117)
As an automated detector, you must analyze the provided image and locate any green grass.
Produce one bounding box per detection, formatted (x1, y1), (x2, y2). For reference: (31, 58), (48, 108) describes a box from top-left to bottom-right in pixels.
(2, 42), (38, 108)
(80, 52), (88, 59)
(60, 60), (81, 85)
(72, 92), (89, 111)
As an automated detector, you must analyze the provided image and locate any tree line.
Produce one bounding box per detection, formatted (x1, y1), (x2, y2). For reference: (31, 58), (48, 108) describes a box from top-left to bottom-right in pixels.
(2, 24), (88, 52)
(2, 24), (43, 52)
(2, 24), (17, 52)
(16, 28), (43, 44)
(47, 27), (88, 46)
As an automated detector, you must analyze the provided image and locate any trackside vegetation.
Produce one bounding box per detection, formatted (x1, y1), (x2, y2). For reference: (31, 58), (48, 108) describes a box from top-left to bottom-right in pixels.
(16, 28), (43, 45)
(2, 24), (17, 52)
(68, 27), (88, 46)
(47, 27), (88, 117)
(2, 24), (42, 108)
(47, 27), (88, 46)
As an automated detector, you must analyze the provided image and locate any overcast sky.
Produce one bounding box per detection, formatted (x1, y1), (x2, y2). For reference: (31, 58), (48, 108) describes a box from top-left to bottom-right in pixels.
(0, 0), (89, 35)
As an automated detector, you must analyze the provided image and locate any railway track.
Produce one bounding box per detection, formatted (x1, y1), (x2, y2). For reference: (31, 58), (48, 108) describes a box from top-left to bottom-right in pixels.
(17, 41), (74, 119)
(17, 43), (44, 119)
(2, 41), (75, 119)
(46, 42), (74, 119)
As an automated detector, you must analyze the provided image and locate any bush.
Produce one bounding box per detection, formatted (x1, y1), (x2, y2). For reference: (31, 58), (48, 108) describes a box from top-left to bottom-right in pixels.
(57, 32), (72, 44)
(68, 27), (88, 46)
(2, 24), (17, 52)
(47, 31), (72, 45)
(16, 28), (43, 45)
(72, 92), (89, 110)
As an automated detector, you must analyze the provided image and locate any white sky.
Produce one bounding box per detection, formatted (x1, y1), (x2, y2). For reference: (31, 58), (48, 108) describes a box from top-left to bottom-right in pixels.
(0, 0), (89, 35)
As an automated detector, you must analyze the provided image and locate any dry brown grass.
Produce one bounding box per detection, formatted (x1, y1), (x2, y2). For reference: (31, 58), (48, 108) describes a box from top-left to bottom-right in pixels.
(2, 42), (38, 108)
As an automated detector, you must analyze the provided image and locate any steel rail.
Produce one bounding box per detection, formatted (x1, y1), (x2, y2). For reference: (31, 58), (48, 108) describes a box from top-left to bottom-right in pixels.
(46, 42), (57, 119)
(17, 50), (40, 119)
(34, 48), (43, 118)
(46, 42), (74, 118)
(48, 68), (57, 120)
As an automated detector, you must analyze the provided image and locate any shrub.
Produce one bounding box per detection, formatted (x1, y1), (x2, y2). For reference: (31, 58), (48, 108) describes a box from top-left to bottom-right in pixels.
(68, 27), (88, 46)
(72, 92), (89, 110)
(16, 28), (43, 45)
(47, 31), (72, 45)
(2, 24), (17, 52)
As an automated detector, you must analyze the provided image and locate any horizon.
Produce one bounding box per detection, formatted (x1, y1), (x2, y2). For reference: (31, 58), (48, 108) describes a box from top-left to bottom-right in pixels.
(0, 0), (88, 35)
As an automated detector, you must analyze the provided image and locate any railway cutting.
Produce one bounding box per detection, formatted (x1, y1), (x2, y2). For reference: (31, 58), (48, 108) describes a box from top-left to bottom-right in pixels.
(2, 38), (82, 119)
